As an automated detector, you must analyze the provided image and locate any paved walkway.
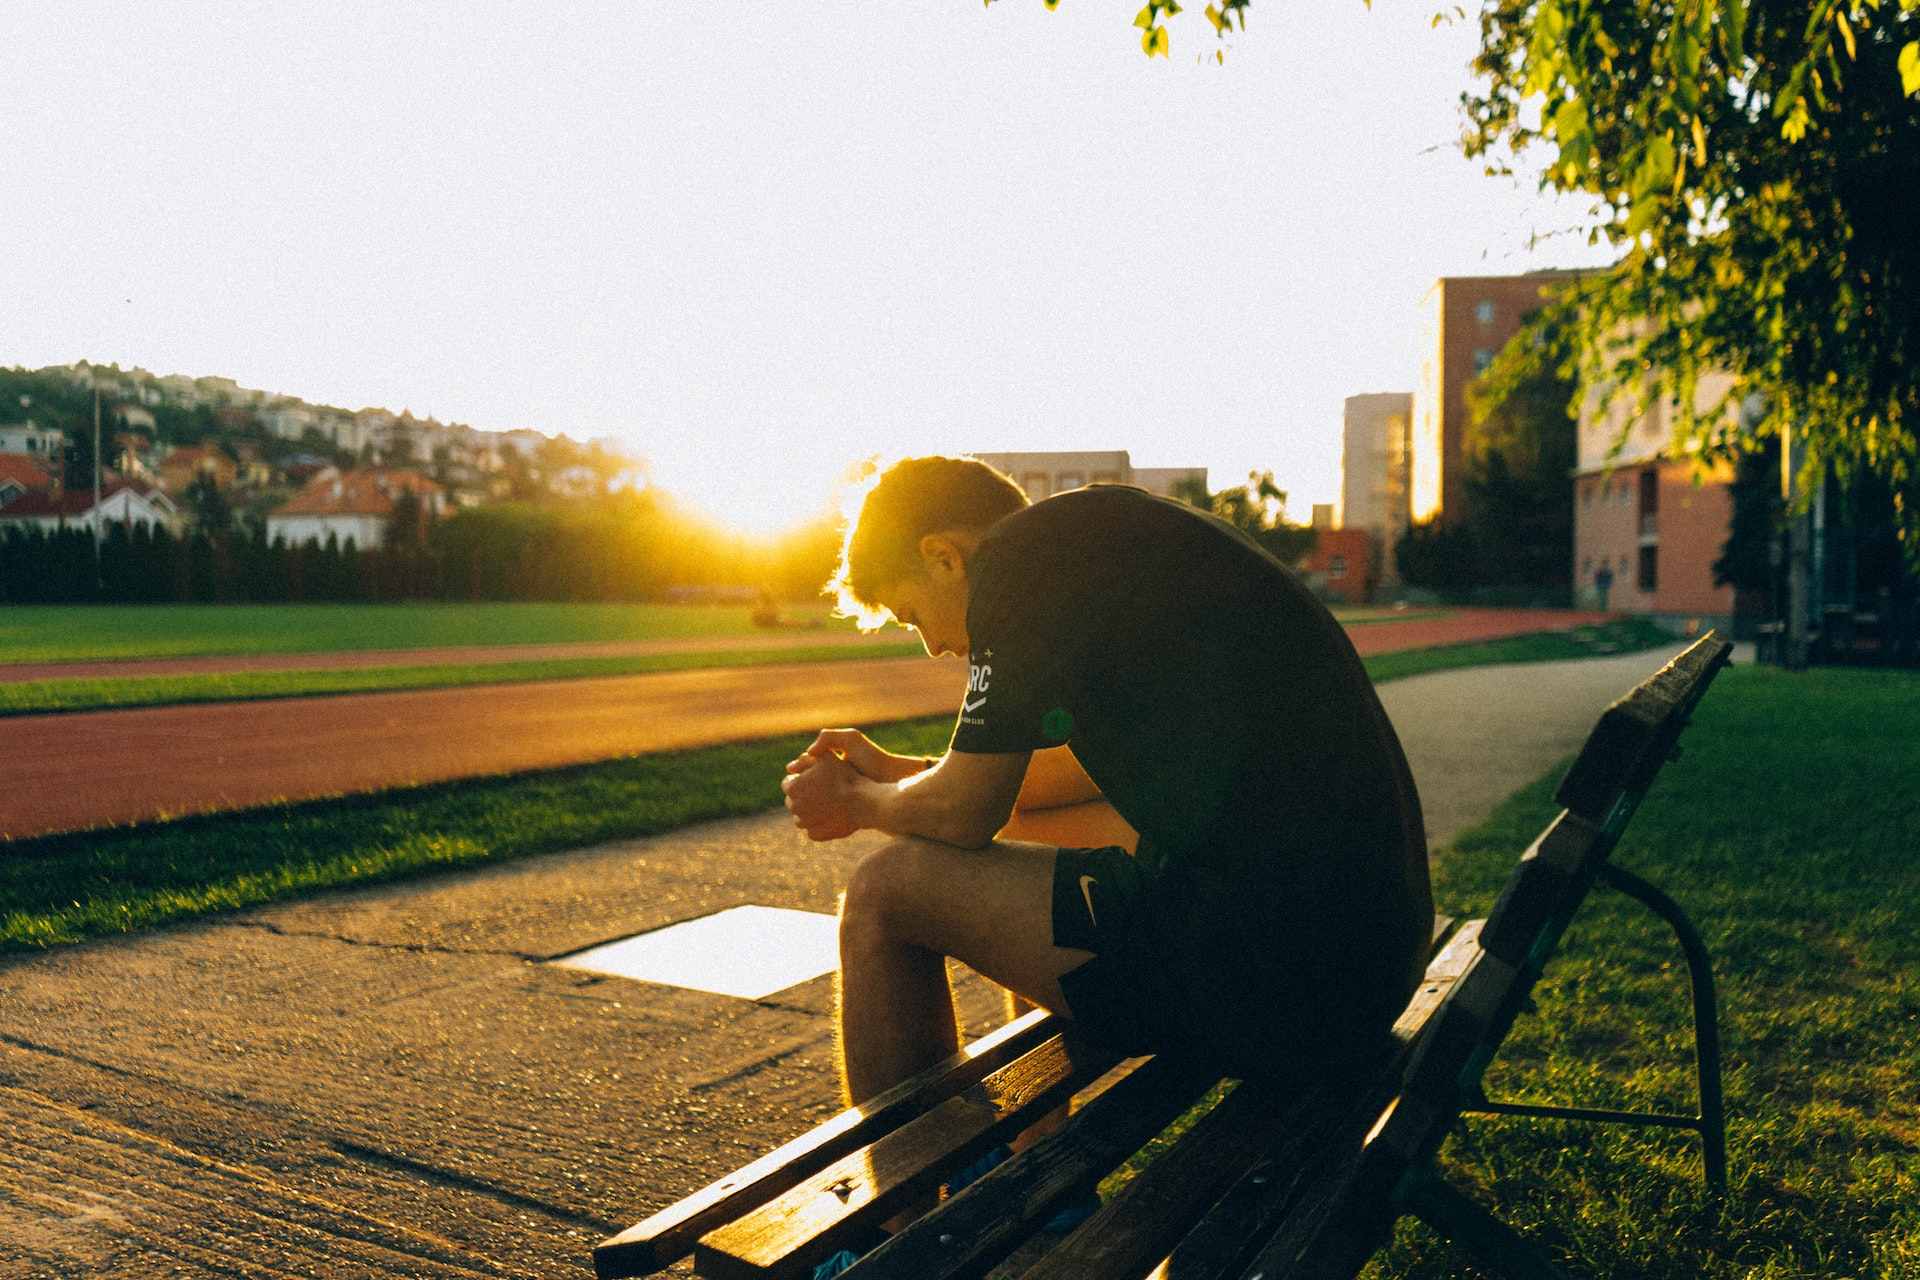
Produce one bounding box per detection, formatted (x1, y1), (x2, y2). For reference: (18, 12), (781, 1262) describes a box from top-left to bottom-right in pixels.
(0, 644), (1696, 1279)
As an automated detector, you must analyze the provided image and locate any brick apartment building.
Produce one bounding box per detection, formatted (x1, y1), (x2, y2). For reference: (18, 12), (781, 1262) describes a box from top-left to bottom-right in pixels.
(1411, 271), (1582, 527)
(1572, 371), (1738, 627)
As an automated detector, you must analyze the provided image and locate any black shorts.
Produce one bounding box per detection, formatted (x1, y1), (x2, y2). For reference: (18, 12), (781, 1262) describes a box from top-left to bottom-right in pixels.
(1049, 845), (1406, 1082)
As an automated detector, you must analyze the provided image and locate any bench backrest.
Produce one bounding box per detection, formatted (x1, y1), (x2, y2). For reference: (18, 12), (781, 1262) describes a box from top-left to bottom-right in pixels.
(1240, 633), (1734, 1275)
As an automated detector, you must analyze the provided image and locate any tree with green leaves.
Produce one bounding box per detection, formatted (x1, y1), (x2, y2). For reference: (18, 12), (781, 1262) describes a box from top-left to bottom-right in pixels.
(1460, 0), (1920, 555)
(1046, 1), (1917, 557)
(183, 473), (232, 536)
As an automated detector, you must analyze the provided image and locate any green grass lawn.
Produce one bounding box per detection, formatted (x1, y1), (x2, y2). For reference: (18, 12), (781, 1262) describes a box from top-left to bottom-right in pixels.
(0, 615), (1673, 717)
(0, 601), (850, 663)
(1369, 663), (1920, 1278)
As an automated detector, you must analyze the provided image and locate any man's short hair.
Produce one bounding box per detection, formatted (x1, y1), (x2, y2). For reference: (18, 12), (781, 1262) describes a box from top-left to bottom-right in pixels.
(829, 455), (1029, 629)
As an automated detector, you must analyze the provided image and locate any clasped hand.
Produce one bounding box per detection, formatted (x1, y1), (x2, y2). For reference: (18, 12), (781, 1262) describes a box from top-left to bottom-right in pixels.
(781, 728), (890, 842)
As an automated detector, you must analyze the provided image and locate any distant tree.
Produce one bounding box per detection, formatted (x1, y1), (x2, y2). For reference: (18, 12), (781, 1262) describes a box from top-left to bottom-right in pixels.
(385, 485), (424, 552)
(183, 473), (232, 536)
(62, 418), (99, 492)
(1459, 318), (1582, 593)
(1394, 519), (1483, 597)
(1714, 438), (1784, 601)
(1173, 470), (1317, 565)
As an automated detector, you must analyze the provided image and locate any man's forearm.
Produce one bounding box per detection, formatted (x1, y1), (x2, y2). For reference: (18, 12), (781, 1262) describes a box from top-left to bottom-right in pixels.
(852, 765), (1000, 849)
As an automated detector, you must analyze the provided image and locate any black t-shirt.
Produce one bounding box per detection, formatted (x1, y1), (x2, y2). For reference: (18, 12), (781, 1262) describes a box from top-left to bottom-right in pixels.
(953, 485), (1427, 938)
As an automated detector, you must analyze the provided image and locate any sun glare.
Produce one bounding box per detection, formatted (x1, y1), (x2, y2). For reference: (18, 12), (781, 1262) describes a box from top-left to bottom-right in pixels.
(648, 453), (845, 541)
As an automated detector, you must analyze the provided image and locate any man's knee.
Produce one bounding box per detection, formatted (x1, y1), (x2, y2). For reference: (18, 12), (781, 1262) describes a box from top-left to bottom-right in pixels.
(840, 837), (942, 947)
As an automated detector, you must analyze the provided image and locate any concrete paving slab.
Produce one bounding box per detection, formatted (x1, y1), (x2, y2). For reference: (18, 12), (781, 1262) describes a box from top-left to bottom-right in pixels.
(0, 643), (1703, 1278)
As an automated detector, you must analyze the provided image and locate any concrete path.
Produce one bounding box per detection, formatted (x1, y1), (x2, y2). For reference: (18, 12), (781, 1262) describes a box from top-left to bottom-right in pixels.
(0, 644), (1693, 1279)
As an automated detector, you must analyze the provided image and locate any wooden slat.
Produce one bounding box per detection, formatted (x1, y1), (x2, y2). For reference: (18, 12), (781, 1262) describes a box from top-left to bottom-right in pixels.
(694, 1031), (1120, 1280)
(593, 1008), (1059, 1278)
(848, 1054), (1217, 1280)
(1477, 811), (1601, 966)
(1049, 920), (1484, 1280)
(1556, 632), (1731, 823)
(848, 918), (1464, 1280)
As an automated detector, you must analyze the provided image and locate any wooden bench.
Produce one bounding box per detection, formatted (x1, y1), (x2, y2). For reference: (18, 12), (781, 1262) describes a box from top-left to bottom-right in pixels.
(595, 632), (1734, 1280)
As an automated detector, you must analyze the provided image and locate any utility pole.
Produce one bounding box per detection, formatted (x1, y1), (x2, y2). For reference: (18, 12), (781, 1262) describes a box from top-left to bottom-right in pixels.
(93, 388), (104, 592)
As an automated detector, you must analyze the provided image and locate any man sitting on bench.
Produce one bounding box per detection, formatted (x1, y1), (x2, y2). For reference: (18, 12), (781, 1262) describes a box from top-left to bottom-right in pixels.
(780, 456), (1434, 1271)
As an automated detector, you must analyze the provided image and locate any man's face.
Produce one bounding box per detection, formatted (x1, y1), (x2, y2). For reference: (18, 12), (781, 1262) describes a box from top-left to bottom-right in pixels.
(876, 556), (970, 659)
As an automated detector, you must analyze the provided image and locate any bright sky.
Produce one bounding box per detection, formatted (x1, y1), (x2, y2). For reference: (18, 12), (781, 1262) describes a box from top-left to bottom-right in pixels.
(1, 3), (1614, 536)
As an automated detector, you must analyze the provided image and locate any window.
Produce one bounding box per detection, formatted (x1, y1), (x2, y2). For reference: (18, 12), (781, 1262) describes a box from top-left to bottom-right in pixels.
(1328, 555), (1347, 580)
(1472, 348), (1494, 374)
(1582, 482), (1593, 508)
(1021, 472), (1050, 500)
(1638, 545), (1658, 592)
(1056, 472), (1085, 491)
(1639, 468), (1660, 515)
(1475, 300), (1495, 325)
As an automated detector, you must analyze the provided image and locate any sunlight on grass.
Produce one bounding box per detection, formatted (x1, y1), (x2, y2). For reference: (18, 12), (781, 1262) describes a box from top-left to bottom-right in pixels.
(1364, 665), (1920, 1279)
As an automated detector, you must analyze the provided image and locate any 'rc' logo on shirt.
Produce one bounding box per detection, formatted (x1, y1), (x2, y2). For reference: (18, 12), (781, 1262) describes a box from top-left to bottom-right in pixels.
(962, 661), (991, 722)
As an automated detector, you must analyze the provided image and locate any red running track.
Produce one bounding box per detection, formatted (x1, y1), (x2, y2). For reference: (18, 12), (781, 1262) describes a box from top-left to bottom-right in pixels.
(0, 609), (1610, 839)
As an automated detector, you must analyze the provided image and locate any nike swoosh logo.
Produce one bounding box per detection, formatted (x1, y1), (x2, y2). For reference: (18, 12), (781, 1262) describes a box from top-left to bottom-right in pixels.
(961, 696), (987, 713)
(1078, 875), (1099, 927)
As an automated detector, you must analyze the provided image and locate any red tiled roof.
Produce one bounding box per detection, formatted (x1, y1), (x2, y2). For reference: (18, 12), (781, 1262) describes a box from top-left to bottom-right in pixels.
(0, 478), (156, 518)
(272, 468), (441, 518)
(0, 454), (56, 491)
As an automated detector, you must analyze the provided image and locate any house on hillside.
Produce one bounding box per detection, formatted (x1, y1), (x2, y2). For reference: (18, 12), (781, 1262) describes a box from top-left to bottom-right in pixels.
(112, 403), (158, 433)
(0, 454), (58, 508)
(266, 468), (444, 549)
(157, 442), (238, 494)
(0, 422), (65, 461)
(0, 476), (181, 535)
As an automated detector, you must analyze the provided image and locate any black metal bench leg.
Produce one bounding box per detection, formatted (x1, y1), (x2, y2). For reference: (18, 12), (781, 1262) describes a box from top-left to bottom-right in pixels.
(1597, 863), (1729, 1195)
(1399, 1170), (1569, 1280)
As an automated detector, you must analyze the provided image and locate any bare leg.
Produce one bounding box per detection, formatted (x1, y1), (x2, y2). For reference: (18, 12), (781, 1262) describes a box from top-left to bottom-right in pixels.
(837, 835), (1091, 1106)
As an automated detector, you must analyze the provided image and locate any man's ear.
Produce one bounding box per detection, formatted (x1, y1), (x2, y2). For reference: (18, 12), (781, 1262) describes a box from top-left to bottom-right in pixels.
(916, 532), (964, 578)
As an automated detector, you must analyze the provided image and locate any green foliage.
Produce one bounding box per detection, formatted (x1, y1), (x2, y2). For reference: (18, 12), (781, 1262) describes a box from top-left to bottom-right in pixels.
(182, 472), (233, 535)
(1461, 0), (1920, 558)
(1713, 436), (1783, 595)
(1370, 665), (1920, 1278)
